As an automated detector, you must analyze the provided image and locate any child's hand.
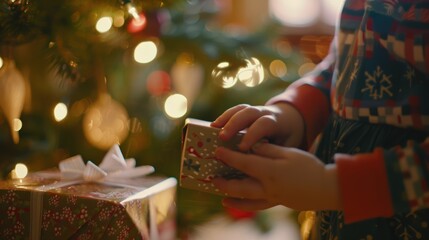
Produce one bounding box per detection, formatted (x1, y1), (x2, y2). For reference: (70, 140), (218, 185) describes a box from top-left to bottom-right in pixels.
(211, 103), (304, 151)
(212, 143), (342, 211)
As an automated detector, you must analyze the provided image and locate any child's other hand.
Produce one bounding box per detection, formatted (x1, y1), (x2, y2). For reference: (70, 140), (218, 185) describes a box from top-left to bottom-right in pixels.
(211, 103), (304, 151)
(212, 143), (342, 211)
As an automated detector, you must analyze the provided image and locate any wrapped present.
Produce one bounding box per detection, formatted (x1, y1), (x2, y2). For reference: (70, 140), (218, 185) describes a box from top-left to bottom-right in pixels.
(180, 118), (247, 195)
(0, 145), (177, 240)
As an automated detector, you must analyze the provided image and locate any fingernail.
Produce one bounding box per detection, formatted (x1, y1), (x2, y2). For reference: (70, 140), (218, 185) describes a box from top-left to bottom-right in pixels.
(251, 142), (263, 151)
(219, 130), (229, 141)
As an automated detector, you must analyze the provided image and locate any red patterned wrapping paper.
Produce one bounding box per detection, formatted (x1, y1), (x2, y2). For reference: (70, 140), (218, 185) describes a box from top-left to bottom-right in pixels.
(0, 171), (177, 240)
(180, 118), (247, 195)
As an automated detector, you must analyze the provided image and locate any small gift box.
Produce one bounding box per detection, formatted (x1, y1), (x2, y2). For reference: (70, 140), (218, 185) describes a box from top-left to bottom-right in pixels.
(0, 145), (177, 240)
(180, 118), (247, 195)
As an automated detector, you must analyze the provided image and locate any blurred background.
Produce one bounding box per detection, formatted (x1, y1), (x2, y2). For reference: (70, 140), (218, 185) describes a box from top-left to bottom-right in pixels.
(0, 0), (344, 239)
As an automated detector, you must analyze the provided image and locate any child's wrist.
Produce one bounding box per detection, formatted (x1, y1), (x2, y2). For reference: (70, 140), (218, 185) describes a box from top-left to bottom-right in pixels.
(322, 164), (342, 210)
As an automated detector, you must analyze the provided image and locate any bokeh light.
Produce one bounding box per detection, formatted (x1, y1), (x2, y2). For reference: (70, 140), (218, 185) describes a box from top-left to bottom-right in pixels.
(322, 0), (345, 26)
(83, 95), (129, 150)
(146, 70), (171, 96)
(269, 59), (288, 78)
(164, 94), (187, 118)
(299, 62), (317, 77)
(95, 16), (113, 33)
(134, 41), (157, 63)
(127, 13), (147, 33)
(269, 0), (320, 27)
(53, 102), (68, 122)
(276, 40), (293, 57)
(0, 56), (3, 69)
(14, 163), (28, 179)
(113, 10), (125, 27)
(13, 118), (22, 132)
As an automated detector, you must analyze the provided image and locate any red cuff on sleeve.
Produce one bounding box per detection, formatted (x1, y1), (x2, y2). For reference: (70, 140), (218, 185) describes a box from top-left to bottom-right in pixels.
(335, 149), (394, 223)
(266, 84), (330, 149)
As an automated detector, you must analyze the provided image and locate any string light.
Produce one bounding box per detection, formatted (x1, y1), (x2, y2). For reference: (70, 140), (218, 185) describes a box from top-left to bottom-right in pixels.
(11, 163), (28, 180)
(0, 56), (3, 69)
(124, 0), (140, 20)
(14, 163), (28, 179)
(124, 0), (147, 33)
(164, 94), (187, 118)
(53, 102), (68, 122)
(95, 16), (113, 33)
(134, 41), (157, 63)
(13, 118), (22, 132)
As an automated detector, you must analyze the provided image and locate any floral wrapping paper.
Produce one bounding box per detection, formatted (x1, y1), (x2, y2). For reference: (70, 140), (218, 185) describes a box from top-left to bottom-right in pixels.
(180, 118), (247, 195)
(0, 172), (177, 240)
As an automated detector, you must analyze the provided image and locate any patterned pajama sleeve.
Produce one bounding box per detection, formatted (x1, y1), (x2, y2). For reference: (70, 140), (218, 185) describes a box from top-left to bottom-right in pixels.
(335, 140), (429, 223)
(266, 0), (429, 225)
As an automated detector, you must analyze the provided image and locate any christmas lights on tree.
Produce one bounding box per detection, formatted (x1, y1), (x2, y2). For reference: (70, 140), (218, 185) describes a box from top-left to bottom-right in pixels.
(0, 0), (307, 236)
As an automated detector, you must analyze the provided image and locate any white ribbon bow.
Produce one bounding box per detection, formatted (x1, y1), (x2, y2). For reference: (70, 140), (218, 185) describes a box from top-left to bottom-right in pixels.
(37, 144), (154, 191)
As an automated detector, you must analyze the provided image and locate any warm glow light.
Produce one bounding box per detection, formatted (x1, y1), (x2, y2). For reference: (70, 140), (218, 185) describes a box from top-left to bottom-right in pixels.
(322, 0), (345, 26)
(15, 163), (28, 179)
(96, 16), (113, 33)
(276, 40), (293, 57)
(299, 62), (317, 76)
(164, 94), (187, 118)
(0, 57), (3, 69)
(126, 4), (140, 20)
(54, 102), (68, 122)
(269, 0), (320, 27)
(127, 13), (147, 33)
(13, 118), (22, 132)
(218, 62), (230, 68)
(269, 59), (288, 78)
(134, 41), (157, 63)
(113, 10), (125, 27)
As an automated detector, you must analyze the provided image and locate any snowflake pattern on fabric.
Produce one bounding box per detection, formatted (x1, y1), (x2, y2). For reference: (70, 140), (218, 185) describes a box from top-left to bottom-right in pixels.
(389, 212), (429, 240)
(361, 66), (393, 100)
(403, 66), (416, 87)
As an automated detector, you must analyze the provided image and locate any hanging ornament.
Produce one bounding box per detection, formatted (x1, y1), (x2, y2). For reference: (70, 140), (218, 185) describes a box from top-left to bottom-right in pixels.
(211, 61), (239, 88)
(0, 59), (26, 144)
(82, 94), (130, 150)
(237, 57), (265, 87)
(171, 53), (203, 106)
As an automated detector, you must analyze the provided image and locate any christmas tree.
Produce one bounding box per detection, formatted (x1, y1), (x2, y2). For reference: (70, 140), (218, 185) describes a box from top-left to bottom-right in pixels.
(0, 0), (309, 236)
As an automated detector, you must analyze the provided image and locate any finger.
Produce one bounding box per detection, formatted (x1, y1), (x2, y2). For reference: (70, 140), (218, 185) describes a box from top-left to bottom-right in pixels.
(222, 198), (276, 211)
(251, 142), (291, 159)
(212, 177), (265, 199)
(215, 147), (271, 178)
(219, 106), (265, 141)
(211, 104), (249, 128)
(239, 115), (278, 151)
